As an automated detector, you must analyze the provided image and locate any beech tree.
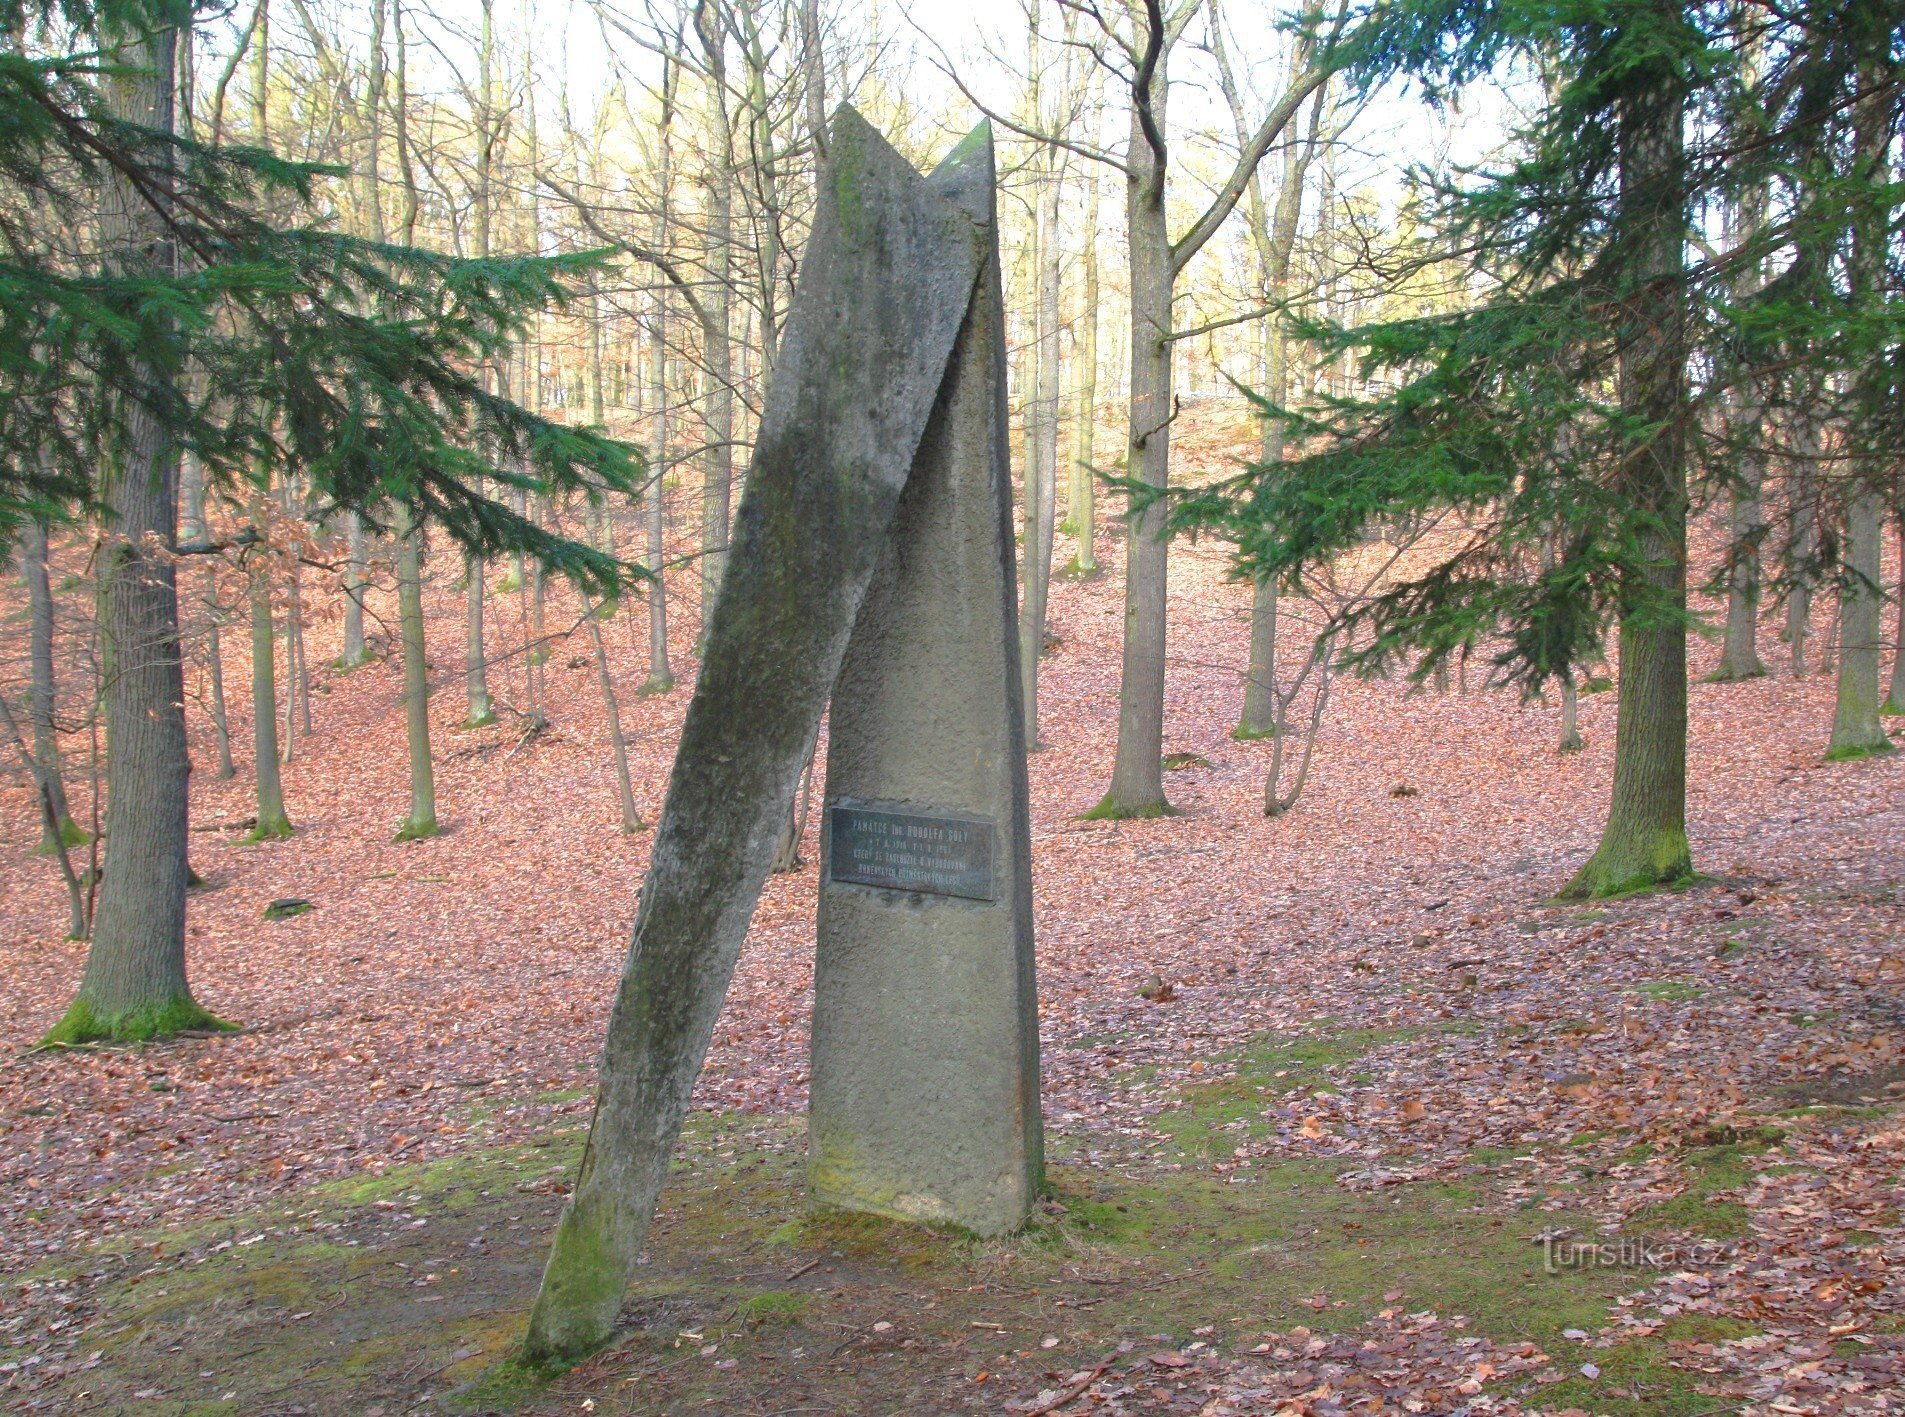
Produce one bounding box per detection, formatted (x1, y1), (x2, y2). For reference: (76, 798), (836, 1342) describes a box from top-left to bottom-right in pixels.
(1824, 25), (1897, 761)
(1088, 0), (1340, 818)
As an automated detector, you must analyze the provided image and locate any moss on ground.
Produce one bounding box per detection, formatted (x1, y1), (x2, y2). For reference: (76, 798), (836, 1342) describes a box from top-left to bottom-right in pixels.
(1152, 1025), (1431, 1160)
(1634, 978), (1707, 1003)
(20, 1031), (1795, 1416)
(1531, 1313), (1762, 1414)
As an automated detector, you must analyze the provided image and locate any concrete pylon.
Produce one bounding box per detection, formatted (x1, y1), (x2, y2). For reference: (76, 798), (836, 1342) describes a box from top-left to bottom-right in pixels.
(810, 124), (1041, 1237)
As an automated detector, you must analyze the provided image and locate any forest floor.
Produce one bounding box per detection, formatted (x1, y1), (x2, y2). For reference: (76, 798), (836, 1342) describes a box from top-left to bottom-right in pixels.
(3, 407), (1903, 1414)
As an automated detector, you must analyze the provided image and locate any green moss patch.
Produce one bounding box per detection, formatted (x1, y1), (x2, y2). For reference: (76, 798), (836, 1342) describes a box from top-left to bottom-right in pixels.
(23, 1032), (1764, 1417)
(40, 994), (236, 1046)
(1533, 1312), (1762, 1414)
(1634, 978), (1706, 1003)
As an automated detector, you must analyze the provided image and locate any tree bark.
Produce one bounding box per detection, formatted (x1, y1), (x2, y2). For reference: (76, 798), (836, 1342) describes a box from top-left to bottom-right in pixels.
(1559, 11), (1691, 898)
(1713, 142), (1767, 683)
(1019, 127), (1063, 745)
(587, 610), (643, 833)
(1217, 21), (1321, 741)
(52, 5), (221, 1042)
(18, 521), (82, 848)
(1786, 448), (1816, 676)
(642, 57), (678, 695)
(0, 692), (86, 938)
(695, 8), (736, 648)
(394, 510), (438, 839)
(180, 449), (236, 778)
(1094, 66), (1176, 818)
(1712, 443), (1766, 680)
(280, 476), (310, 748)
(462, 0), (497, 730)
(204, 606), (236, 780)
(339, 511), (371, 667)
(1559, 676), (1584, 754)
(1826, 53), (1895, 759)
(1828, 488), (1891, 757)
(1064, 151), (1100, 576)
(247, 497), (293, 839)
(1092, 2), (1327, 816)
(1887, 512), (1905, 716)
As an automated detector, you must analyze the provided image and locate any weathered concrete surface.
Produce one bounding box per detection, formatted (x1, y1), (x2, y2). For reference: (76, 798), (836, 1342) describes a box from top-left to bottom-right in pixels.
(522, 107), (985, 1364)
(810, 125), (1043, 1237)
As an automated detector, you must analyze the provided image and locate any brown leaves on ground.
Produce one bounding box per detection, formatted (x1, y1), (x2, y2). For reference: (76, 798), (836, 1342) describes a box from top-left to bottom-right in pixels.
(2, 409), (1903, 1411)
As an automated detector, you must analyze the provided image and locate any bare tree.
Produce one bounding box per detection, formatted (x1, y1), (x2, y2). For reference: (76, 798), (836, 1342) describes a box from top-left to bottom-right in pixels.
(1211, 5), (1330, 741)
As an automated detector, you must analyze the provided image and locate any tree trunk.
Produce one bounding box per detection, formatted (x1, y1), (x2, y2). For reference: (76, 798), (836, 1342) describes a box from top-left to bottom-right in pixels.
(1093, 79), (1175, 819)
(247, 499), (293, 840)
(1238, 293), (1288, 739)
(463, 0), (497, 730)
(394, 511), (438, 839)
(1886, 513), (1905, 716)
(587, 611), (643, 833)
(1559, 675), (1584, 754)
(641, 284), (674, 695)
(464, 553), (493, 725)
(51, 9), (221, 1042)
(1827, 56), (1894, 759)
(1786, 451), (1816, 676)
(180, 448), (235, 779)
(279, 499), (308, 755)
(1712, 443), (1766, 680)
(19, 521), (82, 849)
(1065, 154), (1100, 576)
(0, 692), (86, 938)
(769, 746), (815, 873)
(1828, 488), (1891, 758)
(1559, 18), (1691, 899)
(1237, 263), (1292, 739)
(1713, 143), (1767, 683)
(641, 57), (677, 694)
(205, 609), (236, 778)
(1019, 139), (1062, 746)
(1218, 32), (1321, 741)
(584, 281), (618, 561)
(339, 511), (371, 668)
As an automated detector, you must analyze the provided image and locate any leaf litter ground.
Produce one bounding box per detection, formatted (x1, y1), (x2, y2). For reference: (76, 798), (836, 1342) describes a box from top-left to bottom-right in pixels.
(2, 418), (1902, 1414)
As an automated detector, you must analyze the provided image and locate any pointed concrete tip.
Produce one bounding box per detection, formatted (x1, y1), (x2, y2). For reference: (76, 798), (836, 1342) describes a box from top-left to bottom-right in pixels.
(824, 101), (915, 193)
(927, 119), (996, 223)
(933, 119), (995, 178)
(829, 101), (874, 138)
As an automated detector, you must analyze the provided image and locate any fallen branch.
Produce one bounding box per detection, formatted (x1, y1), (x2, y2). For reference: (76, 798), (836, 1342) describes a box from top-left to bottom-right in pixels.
(1022, 1353), (1120, 1415)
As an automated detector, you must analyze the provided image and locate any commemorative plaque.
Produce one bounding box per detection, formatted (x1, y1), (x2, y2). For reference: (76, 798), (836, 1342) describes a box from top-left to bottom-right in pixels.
(827, 803), (996, 901)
